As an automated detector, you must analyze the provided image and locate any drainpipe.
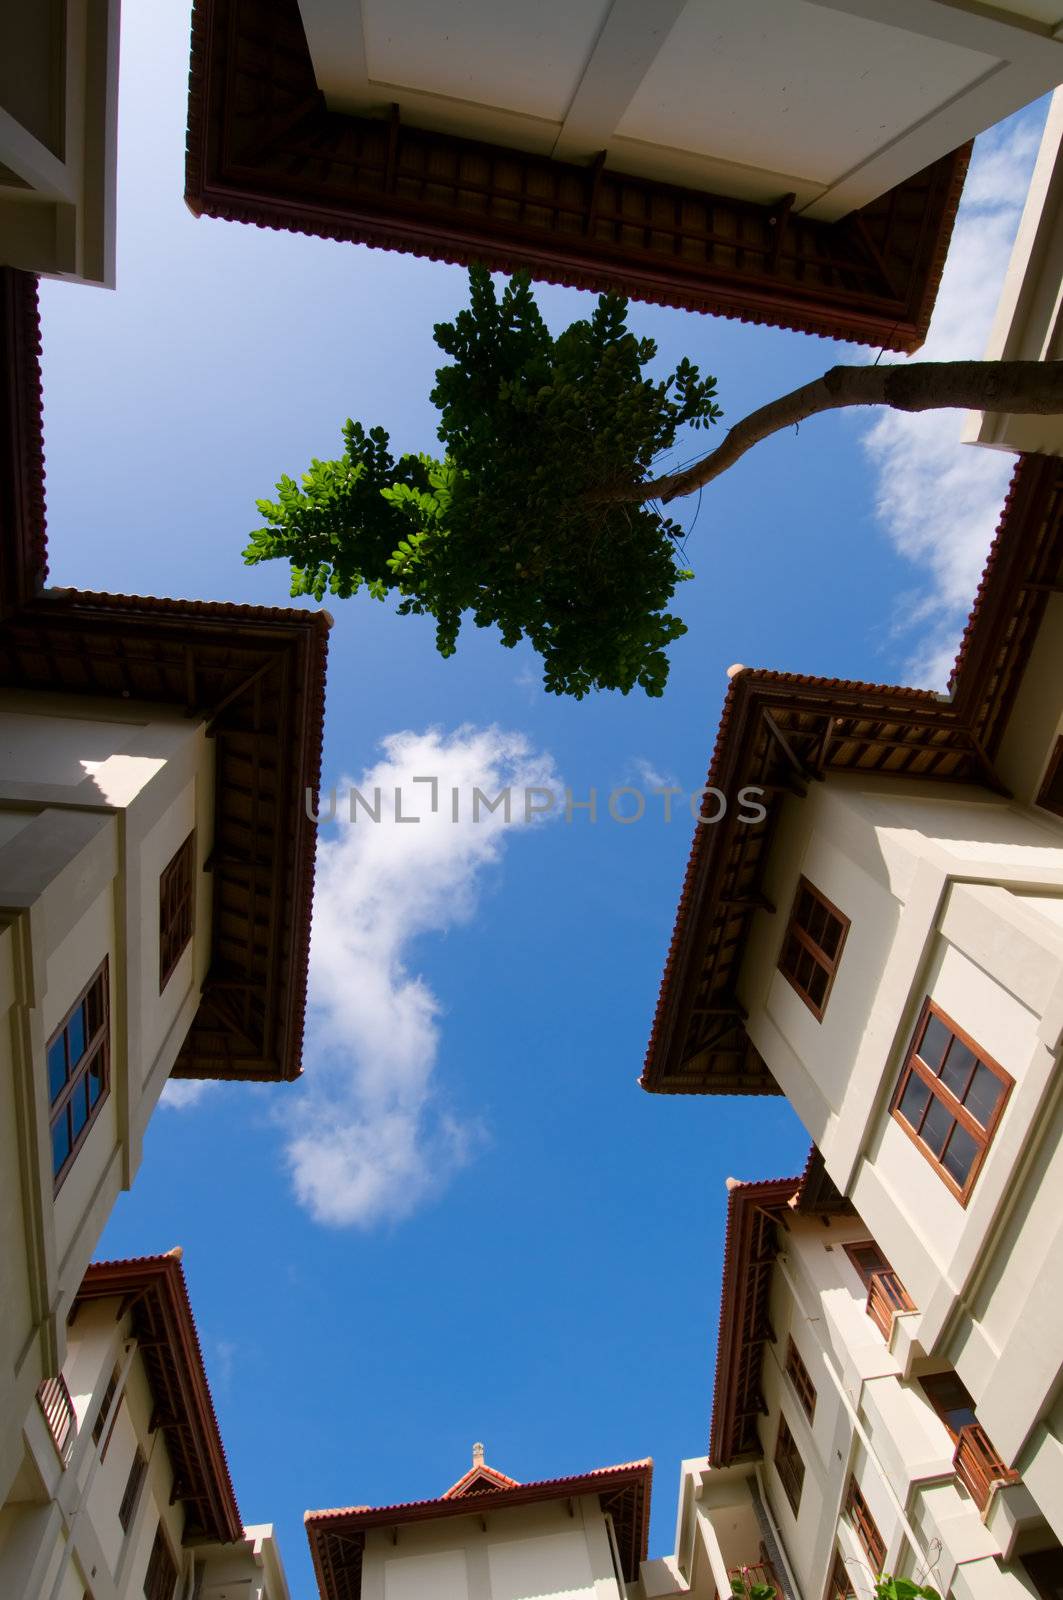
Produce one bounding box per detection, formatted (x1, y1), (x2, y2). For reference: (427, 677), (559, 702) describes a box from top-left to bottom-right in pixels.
(773, 1255), (934, 1577)
(750, 1465), (805, 1600)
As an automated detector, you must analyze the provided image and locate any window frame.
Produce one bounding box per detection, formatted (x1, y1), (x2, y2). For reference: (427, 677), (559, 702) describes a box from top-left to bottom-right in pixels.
(143, 1519), (179, 1600)
(159, 832), (196, 992)
(1035, 735), (1063, 819)
(825, 1549), (856, 1600)
(842, 1239), (890, 1290)
(47, 960), (110, 1194)
(844, 1476), (886, 1574)
(118, 1444), (147, 1534)
(773, 1413), (805, 1516)
(91, 1365), (120, 1447)
(777, 876), (850, 1021)
(785, 1335), (817, 1423)
(890, 998), (1013, 1206)
(919, 1372), (978, 1444)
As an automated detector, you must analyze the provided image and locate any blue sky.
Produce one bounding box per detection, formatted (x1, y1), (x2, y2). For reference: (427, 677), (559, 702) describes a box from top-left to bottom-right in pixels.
(37, 6), (1049, 1595)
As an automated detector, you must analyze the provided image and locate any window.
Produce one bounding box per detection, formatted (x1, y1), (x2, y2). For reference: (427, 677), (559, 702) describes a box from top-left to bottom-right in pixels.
(773, 1415), (805, 1515)
(844, 1477), (886, 1573)
(920, 1373), (978, 1443)
(827, 1549), (855, 1600)
(143, 1521), (178, 1600)
(1022, 1547), (1063, 1600)
(890, 1000), (1012, 1204)
(91, 1366), (119, 1447)
(843, 1240), (915, 1340)
(843, 1240), (890, 1289)
(118, 1446), (147, 1533)
(785, 1336), (816, 1422)
(1036, 737), (1063, 819)
(159, 833), (195, 991)
(778, 878), (849, 1019)
(47, 962), (109, 1191)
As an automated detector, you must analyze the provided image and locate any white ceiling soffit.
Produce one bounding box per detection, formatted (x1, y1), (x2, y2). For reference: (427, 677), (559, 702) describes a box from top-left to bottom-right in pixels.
(297, 0), (1063, 220)
(0, 1), (120, 286)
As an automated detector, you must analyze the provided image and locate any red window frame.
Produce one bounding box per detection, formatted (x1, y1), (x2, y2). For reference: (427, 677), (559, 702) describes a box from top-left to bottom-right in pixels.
(785, 1336), (817, 1423)
(844, 1477), (886, 1573)
(159, 832), (195, 991)
(773, 1414), (805, 1515)
(890, 999), (1012, 1205)
(826, 1549), (855, 1600)
(143, 1520), (179, 1600)
(778, 877), (850, 1020)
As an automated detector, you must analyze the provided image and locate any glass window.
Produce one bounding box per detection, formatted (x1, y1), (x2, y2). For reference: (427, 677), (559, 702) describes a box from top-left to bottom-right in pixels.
(46, 963), (110, 1191)
(891, 1000), (1011, 1204)
(777, 877), (850, 1020)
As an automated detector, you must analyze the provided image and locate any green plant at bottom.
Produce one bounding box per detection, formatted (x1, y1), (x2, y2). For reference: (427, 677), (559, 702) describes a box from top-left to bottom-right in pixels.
(729, 1573), (940, 1600)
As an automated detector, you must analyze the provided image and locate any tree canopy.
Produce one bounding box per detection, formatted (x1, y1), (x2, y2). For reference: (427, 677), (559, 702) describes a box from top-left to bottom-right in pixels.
(248, 265), (1063, 699)
(246, 267), (720, 698)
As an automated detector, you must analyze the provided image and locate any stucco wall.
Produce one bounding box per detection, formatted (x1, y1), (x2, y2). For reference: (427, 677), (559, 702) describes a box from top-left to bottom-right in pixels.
(0, 699), (214, 1508)
(363, 1497), (622, 1600)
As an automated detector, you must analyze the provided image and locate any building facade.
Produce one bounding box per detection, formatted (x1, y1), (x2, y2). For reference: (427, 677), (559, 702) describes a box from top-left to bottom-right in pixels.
(305, 1450), (652, 1600)
(627, 1170), (1062, 1600)
(0, 268), (329, 1510)
(643, 454), (1063, 1573)
(0, 1250), (290, 1600)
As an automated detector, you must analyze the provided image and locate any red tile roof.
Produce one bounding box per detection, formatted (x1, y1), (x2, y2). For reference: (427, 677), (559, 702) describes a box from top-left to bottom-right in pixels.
(0, 271), (330, 1083)
(0, 268), (47, 617)
(306, 1459), (653, 1599)
(643, 453), (1063, 1096)
(185, 0), (969, 353)
(708, 1177), (803, 1467)
(76, 1253), (243, 1543)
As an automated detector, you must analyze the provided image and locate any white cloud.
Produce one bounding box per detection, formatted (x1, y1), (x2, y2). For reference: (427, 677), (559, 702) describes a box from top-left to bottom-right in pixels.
(629, 756), (677, 792)
(860, 108), (1047, 687)
(286, 725), (561, 1229)
(159, 1078), (217, 1110)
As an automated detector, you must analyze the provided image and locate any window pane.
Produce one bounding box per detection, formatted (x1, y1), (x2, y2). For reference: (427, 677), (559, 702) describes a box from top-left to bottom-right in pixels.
(918, 1013), (951, 1071)
(87, 979), (105, 1038)
(807, 965), (827, 1007)
(940, 1040), (976, 1099)
(52, 1113), (71, 1176)
(808, 901), (828, 948)
(88, 1054), (104, 1108)
(797, 888), (815, 928)
(920, 1095), (954, 1158)
(898, 1073), (931, 1130)
(67, 1003), (86, 1067)
(47, 1037), (68, 1104)
(819, 913), (842, 961)
(71, 1077), (90, 1139)
(942, 1123), (979, 1187)
(964, 1063), (1002, 1129)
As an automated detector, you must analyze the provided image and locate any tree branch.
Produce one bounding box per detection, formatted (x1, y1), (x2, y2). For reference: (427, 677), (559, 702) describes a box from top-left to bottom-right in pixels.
(594, 361), (1063, 505)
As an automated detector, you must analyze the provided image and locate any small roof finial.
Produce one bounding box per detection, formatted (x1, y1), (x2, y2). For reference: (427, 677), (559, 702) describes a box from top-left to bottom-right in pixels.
(726, 663), (747, 680)
(472, 1442), (485, 1468)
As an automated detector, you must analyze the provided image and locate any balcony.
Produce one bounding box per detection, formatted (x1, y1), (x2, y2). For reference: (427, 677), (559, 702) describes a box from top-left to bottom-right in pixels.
(36, 1375), (76, 1465)
(866, 1269), (916, 1341)
(729, 1558), (781, 1598)
(953, 1423), (1020, 1514)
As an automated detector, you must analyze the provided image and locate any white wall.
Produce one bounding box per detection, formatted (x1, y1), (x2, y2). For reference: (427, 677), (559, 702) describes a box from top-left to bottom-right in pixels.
(362, 1495), (623, 1600)
(0, 693), (214, 1507)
